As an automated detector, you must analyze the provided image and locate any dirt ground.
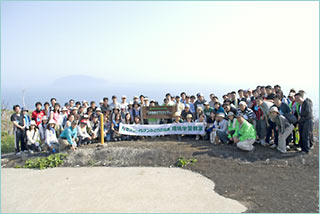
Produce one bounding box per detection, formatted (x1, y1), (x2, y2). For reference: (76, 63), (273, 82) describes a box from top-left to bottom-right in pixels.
(1, 135), (319, 213)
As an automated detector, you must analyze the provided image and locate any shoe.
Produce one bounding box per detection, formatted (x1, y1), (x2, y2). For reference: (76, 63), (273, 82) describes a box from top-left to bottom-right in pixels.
(286, 145), (291, 151)
(29, 150), (34, 154)
(295, 147), (302, 152)
(276, 147), (286, 153)
(16, 152), (21, 155)
(270, 144), (277, 149)
(261, 142), (269, 146)
(195, 135), (200, 141)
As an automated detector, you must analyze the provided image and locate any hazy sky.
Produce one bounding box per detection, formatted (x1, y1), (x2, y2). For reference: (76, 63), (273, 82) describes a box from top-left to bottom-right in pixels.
(1, 1), (319, 100)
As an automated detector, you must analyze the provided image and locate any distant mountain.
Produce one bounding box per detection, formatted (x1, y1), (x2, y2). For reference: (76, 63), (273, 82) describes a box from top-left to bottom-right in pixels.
(53, 75), (108, 88)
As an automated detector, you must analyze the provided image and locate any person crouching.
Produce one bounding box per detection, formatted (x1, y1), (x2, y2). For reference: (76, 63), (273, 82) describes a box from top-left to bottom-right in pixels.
(59, 121), (78, 151)
(77, 120), (92, 146)
(233, 113), (256, 152)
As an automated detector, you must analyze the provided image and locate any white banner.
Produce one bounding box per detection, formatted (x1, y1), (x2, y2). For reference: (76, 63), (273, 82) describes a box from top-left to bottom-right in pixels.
(119, 122), (206, 136)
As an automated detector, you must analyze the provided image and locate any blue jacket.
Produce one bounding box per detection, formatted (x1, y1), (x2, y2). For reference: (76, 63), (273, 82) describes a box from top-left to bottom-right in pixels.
(60, 126), (78, 145)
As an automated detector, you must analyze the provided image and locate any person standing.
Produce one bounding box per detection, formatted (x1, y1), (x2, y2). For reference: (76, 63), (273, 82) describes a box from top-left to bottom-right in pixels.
(32, 102), (45, 126)
(11, 105), (26, 154)
(295, 92), (314, 154)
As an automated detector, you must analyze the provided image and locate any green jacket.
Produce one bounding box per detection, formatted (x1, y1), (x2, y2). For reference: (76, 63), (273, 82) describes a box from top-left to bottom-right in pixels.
(227, 118), (239, 139)
(233, 119), (256, 141)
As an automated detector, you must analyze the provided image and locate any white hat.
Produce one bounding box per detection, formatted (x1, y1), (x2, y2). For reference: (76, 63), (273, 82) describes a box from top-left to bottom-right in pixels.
(173, 112), (181, 117)
(61, 107), (68, 111)
(239, 101), (247, 106)
(42, 116), (48, 121)
(99, 100), (103, 103)
(82, 100), (87, 103)
(30, 120), (36, 126)
(227, 112), (235, 117)
(122, 95), (127, 98)
(269, 106), (279, 114)
(129, 101), (134, 105)
(186, 114), (193, 119)
(216, 113), (225, 118)
(83, 114), (89, 118)
(48, 119), (56, 124)
(185, 104), (190, 108)
(96, 107), (102, 112)
(204, 102), (209, 105)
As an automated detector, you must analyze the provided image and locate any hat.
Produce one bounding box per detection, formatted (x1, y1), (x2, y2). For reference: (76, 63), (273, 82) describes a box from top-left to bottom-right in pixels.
(288, 92), (295, 97)
(269, 106), (279, 114)
(173, 112), (181, 117)
(121, 95), (127, 99)
(61, 107), (68, 111)
(42, 116), (48, 121)
(239, 101), (247, 106)
(129, 101), (134, 105)
(82, 100), (87, 103)
(196, 93), (200, 97)
(185, 104), (190, 108)
(72, 107), (78, 110)
(199, 93), (204, 97)
(99, 100), (103, 103)
(235, 113), (244, 118)
(80, 120), (87, 124)
(133, 96), (138, 99)
(227, 112), (235, 117)
(30, 120), (36, 126)
(83, 114), (89, 118)
(216, 113), (225, 118)
(48, 119), (56, 124)
(144, 97), (149, 101)
(204, 102), (209, 105)
(186, 114), (193, 119)
(197, 106), (203, 111)
(96, 107), (102, 112)
(21, 107), (28, 112)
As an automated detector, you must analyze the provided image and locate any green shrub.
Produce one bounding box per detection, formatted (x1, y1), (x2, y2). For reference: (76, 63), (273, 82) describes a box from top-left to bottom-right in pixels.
(176, 157), (198, 168)
(22, 153), (68, 170)
(1, 131), (15, 153)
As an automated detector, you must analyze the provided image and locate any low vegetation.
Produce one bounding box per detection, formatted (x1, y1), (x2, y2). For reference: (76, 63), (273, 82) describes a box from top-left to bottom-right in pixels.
(176, 157), (198, 168)
(1, 131), (15, 153)
(15, 153), (67, 170)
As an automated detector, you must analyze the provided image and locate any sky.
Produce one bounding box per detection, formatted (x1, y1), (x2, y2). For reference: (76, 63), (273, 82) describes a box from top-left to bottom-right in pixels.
(1, 1), (319, 111)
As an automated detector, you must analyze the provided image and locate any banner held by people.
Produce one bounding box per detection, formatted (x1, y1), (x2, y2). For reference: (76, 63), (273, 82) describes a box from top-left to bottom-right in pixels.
(119, 122), (206, 136)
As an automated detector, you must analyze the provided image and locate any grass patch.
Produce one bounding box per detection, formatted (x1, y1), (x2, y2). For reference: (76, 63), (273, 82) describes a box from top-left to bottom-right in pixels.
(176, 157), (197, 168)
(1, 131), (15, 154)
(15, 153), (68, 170)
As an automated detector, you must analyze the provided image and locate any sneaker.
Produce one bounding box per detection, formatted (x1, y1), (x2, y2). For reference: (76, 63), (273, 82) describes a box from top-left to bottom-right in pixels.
(261, 142), (269, 146)
(276, 147), (286, 153)
(295, 147), (302, 152)
(195, 135), (200, 141)
(16, 152), (21, 155)
(286, 145), (291, 151)
(29, 150), (34, 154)
(270, 144), (277, 149)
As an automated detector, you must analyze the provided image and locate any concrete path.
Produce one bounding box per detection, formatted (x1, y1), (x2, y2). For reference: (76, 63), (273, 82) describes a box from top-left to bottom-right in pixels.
(1, 167), (247, 213)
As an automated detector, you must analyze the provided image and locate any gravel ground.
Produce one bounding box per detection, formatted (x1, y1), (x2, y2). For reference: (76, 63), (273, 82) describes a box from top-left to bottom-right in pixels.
(2, 135), (319, 213)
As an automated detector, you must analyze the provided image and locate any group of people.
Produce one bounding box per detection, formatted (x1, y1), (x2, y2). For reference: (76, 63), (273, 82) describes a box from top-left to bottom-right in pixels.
(10, 84), (314, 155)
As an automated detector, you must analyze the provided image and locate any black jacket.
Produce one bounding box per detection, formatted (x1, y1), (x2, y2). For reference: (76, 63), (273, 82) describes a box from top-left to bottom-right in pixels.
(299, 98), (313, 123)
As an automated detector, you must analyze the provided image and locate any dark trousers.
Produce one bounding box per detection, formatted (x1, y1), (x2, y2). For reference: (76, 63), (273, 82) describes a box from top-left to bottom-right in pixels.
(14, 130), (27, 153)
(299, 120), (313, 153)
(266, 119), (278, 145)
(78, 137), (91, 146)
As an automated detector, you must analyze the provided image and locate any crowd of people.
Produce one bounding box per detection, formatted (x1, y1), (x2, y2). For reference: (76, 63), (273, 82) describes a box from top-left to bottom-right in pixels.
(10, 84), (315, 155)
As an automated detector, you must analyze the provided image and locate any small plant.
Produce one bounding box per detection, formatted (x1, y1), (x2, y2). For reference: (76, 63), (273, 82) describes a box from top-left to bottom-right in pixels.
(1, 131), (15, 154)
(176, 157), (198, 168)
(21, 153), (68, 170)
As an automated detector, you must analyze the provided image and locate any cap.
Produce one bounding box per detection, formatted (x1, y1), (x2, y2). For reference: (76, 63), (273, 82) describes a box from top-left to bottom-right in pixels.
(48, 119), (56, 124)
(21, 107), (28, 112)
(72, 107), (78, 110)
(185, 104), (190, 108)
(269, 106), (279, 114)
(173, 112), (181, 117)
(30, 120), (36, 126)
(99, 100), (103, 103)
(42, 116), (48, 121)
(61, 107), (68, 111)
(80, 120), (87, 124)
(227, 112), (235, 117)
(204, 102), (209, 105)
(121, 95), (127, 98)
(144, 97), (149, 100)
(186, 114), (193, 119)
(129, 101), (134, 105)
(133, 96), (138, 99)
(216, 113), (225, 118)
(83, 114), (89, 118)
(235, 113), (244, 118)
(239, 101), (247, 106)
(96, 107), (102, 112)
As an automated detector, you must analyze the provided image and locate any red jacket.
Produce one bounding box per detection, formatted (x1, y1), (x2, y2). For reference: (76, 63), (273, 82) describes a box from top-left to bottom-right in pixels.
(32, 110), (45, 126)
